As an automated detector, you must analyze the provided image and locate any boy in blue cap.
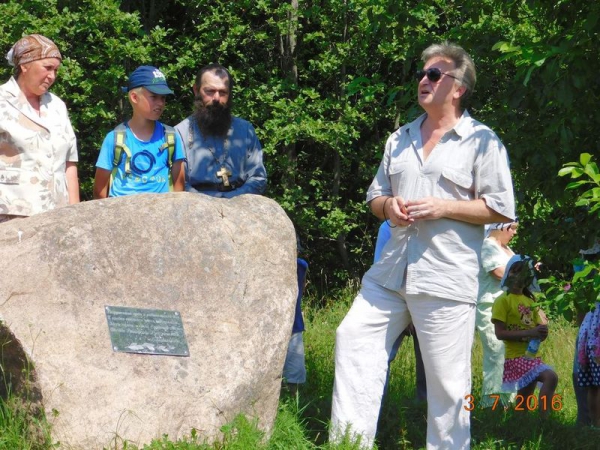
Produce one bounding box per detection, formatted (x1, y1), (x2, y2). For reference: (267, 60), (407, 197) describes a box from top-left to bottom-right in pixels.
(93, 66), (185, 198)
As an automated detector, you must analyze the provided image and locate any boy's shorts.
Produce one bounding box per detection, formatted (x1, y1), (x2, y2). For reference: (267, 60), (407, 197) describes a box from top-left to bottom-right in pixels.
(283, 331), (306, 384)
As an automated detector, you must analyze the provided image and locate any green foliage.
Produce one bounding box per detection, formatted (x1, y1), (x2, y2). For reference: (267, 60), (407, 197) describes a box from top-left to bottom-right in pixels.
(2, 0), (599, 295)
(139, 428), (203, 449)
(559, 153), (600, 214)
(488, 1), (600, 276)
(0, 397), (54, 449)
(217, 415), (265, 450)
(267, 398), (315, 450)
(539, 153), (600, 320)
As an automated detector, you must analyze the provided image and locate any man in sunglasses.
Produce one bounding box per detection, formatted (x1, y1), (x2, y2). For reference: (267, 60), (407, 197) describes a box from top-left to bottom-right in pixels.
(331, 42), (515, 449)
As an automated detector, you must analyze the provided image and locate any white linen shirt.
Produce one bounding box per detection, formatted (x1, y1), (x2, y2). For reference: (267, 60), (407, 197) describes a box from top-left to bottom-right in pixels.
(365, 111), (515, 303)
(0, 76), (78, 217)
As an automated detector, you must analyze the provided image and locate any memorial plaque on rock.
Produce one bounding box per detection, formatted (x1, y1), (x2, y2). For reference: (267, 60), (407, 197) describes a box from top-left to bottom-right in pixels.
(105, 306), (190, 356)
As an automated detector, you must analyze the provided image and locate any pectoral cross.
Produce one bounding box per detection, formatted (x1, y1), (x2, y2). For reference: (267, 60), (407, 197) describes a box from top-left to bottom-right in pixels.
(216, 166), (232, 187)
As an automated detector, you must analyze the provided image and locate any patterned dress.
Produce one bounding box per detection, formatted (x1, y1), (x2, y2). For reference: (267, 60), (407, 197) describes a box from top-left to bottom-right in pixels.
(577, 302), (600, 387)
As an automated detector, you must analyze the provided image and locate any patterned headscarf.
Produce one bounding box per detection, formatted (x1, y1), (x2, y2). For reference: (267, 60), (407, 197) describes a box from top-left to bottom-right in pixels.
(484, 220), (518, 238)
(5, 34), (62, 67)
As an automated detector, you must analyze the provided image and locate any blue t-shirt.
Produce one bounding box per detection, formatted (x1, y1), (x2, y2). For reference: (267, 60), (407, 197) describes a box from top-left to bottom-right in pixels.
(374, 221), (392, 263)
(96, 121), (185, 197)
(292, 258), (309, 333)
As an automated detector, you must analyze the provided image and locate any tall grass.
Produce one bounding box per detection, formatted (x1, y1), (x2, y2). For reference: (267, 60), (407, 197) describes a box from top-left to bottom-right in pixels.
(300, 286), (599, 449)
(1, 285), (598, 449)
(0, 395), (54, 450)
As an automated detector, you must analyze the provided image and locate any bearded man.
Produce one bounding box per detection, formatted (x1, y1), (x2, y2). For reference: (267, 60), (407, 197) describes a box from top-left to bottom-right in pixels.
(175, 64), (267, 197)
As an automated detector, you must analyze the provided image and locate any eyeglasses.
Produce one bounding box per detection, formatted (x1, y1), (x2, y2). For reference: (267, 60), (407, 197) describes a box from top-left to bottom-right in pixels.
(415, 68), (459, 83)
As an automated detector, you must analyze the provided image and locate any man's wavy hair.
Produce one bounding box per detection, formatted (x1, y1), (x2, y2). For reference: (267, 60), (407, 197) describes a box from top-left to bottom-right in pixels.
(421, 41), (476, 102)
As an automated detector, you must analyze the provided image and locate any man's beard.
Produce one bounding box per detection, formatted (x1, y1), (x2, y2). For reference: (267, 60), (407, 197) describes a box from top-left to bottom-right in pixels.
(193, 100), (233, 138)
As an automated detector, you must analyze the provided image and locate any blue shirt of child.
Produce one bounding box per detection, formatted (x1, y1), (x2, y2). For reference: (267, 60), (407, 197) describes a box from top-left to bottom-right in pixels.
(373, 221), (392, 263)
(96, 121), (185, 197)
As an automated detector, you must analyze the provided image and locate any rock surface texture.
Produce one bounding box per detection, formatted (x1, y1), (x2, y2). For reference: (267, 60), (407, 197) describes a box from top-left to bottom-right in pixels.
(0, 192), (297, 449)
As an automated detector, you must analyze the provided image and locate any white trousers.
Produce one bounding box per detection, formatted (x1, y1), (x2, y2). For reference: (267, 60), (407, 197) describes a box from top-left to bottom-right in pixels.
(330, 277), (475, 449)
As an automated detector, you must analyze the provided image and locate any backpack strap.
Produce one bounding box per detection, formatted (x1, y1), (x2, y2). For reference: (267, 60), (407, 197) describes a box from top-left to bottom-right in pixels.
(111, 123), (133, 190)
(159, 124), (177, 190)
(111, 123), (177, 191)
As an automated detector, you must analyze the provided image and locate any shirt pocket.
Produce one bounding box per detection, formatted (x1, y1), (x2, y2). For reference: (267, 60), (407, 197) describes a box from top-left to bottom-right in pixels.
(388, 161), (413, 195)
(439, 167), (474, 200)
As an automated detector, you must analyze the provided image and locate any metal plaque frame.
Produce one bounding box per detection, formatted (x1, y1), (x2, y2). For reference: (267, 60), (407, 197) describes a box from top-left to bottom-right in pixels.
(105, 306), (190, 356)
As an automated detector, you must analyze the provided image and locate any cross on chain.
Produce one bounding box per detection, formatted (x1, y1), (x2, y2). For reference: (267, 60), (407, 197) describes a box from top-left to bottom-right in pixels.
(216, 166), (232, 187)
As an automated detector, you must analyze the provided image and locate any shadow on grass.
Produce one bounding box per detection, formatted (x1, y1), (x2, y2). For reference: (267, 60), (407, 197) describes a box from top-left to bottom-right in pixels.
(376, 395), (427, 450)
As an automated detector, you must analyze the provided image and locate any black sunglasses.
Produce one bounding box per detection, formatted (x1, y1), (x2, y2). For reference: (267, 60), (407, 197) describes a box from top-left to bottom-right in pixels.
(415, 68), (459, 82)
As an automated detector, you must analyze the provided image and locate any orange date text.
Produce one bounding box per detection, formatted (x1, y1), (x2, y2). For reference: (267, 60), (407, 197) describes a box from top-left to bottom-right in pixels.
(463, 394), (563, 411)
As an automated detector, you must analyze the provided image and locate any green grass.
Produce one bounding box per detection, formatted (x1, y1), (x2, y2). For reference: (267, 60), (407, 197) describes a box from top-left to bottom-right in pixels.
(299, 287), (599, 450)
(0, 396), (54, 450)
(2, 285), (599, 449)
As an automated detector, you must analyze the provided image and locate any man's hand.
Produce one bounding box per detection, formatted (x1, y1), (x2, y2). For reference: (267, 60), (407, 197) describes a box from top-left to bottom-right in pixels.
(406, 197), (448, 220)
(385, 196), (413, 227)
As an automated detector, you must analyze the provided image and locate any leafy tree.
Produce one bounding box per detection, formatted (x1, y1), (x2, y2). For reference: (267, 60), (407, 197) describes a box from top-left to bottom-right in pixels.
(3, 0), (598, 298)
(489, 0), (600, 273)
(539, 153), (600, 320)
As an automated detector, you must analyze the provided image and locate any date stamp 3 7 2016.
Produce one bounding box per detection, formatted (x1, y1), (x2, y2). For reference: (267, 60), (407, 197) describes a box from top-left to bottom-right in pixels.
(463, 394), (563, 411)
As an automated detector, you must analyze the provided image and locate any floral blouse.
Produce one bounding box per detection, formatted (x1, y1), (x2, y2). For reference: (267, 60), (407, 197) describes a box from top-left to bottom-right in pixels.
(0, 76), (78, 217)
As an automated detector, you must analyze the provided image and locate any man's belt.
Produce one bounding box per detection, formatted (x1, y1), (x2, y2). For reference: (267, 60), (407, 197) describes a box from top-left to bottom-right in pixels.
(192, 180), (244, 192)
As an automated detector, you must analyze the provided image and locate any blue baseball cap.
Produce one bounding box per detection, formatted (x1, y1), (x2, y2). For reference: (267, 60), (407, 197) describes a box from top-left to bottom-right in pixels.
(125, 65), (174, 95)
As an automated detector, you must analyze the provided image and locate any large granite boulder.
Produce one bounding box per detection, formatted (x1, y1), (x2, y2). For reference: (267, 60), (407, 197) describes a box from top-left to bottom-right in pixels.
(0, 192), (297, 449)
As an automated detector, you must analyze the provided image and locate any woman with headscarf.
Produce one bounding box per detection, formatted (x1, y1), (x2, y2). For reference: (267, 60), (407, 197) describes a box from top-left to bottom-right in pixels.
(0, 34), (79, 223)
(476, 222), (518, 408)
